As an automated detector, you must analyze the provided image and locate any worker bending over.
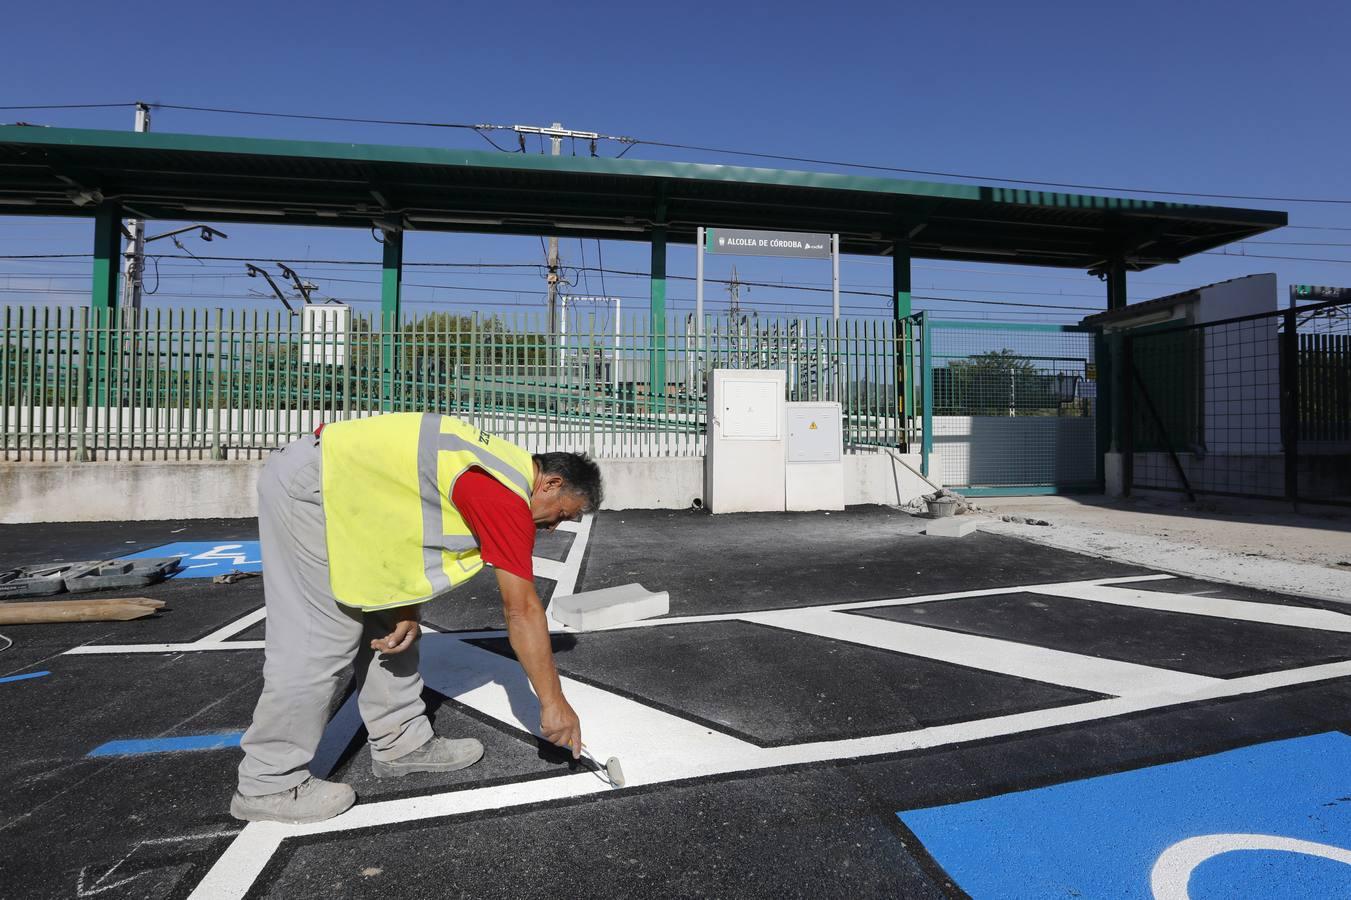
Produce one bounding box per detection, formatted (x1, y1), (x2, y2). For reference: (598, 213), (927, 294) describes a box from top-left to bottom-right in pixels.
(232, 412), (602, 823)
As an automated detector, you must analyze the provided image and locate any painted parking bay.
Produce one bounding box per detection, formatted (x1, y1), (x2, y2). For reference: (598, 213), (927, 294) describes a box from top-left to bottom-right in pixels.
(899, 732), (1351, 899)
(120, 541), (262, 579)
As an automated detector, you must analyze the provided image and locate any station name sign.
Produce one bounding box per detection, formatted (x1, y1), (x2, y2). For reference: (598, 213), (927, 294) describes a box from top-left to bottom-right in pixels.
(1292, 284), (1351, 302)
(706, 228), (832, 260)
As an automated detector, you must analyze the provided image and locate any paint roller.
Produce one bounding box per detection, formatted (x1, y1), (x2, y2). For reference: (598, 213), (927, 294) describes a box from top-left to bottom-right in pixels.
(581, 745), (626, 788)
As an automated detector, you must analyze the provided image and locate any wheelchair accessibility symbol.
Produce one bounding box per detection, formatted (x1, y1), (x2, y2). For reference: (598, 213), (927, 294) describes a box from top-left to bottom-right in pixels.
(120, 541), (262, 579)
(899, 732), (1351, 898)
(1152, 833), (1351, 899)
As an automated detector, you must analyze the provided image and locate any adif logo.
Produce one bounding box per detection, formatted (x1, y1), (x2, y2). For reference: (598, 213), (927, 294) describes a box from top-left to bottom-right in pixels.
(718, 236), (726, 246)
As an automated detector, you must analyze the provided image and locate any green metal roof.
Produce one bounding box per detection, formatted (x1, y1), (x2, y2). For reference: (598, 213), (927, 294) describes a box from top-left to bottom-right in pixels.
(0, 125), (1287, 271)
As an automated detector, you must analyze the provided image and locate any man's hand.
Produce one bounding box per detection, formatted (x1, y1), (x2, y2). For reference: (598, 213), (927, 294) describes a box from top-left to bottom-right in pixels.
(370, 606), (420, 654)
(541, 696), (582, 759)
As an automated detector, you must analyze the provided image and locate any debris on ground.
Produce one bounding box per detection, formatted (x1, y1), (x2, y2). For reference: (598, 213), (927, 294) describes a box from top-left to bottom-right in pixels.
(212, 570), (261, 585)
(0, 597), (165, 624)
(998, 514), (1053, 527)
(901, 488), (975, 517)
(0, 558), (181, 600)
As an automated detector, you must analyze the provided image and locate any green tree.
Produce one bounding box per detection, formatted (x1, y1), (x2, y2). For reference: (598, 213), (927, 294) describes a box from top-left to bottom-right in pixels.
(939, 349), (1058, 415)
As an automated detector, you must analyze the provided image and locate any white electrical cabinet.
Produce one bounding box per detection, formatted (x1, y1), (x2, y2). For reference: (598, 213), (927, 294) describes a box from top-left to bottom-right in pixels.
(785, 401), (844, 510)
(720, 378), (784, 441)
(705, 369), (786, 513)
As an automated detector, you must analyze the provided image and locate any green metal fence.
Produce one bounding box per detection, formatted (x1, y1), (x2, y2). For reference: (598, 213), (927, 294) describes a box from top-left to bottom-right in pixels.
(918, 317), (1100, 494)
(1, 306), (910, 461)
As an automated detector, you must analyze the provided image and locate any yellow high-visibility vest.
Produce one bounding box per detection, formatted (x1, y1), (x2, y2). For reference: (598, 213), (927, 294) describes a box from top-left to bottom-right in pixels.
(320, 413), (536, 610)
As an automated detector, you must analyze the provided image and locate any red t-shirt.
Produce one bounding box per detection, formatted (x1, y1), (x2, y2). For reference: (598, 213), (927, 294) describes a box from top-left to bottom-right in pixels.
(451, 467), (535, 582)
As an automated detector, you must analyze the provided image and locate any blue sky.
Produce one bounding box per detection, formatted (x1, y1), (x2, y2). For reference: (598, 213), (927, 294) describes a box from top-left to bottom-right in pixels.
(3, 0), (1350, 323)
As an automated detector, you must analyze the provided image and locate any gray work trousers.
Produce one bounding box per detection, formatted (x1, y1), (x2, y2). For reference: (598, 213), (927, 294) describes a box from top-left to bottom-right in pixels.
(236, 434), (433, 797)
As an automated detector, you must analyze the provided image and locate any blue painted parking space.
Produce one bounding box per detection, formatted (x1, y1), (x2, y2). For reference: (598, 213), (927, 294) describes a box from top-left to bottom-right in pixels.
(119, 541), (262, 579)
(899, 732), (1351, 899)
(88, 732), (244, 757)
(0, 671), (49, 685)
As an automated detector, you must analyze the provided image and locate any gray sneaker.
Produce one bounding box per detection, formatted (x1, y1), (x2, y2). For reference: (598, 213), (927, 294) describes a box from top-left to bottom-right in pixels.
(230, 777), (356, 824)
(372, 736), (484, 778)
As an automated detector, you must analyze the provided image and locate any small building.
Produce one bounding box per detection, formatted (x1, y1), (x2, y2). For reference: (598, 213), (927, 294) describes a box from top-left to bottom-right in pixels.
(1082, 274), (1282, 496)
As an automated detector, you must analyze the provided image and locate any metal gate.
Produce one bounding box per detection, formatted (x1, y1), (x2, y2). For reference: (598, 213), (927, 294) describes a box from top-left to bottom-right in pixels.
(919, 318), (1100, 495)
(1126, 298), (1351, 505)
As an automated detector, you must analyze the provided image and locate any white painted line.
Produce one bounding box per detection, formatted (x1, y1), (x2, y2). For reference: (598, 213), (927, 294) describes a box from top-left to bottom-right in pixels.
(189, 774), (610, 899)
(196, 609), (267, 644)
(419, 636), (755, 774)
(190, 657), (1351, 900)
(309, 632), (756, 782)
(577, 575), (1181, 634)
(544, 512), (594, 631)
(743, 608), (1219, 697)
(65, 641), (265, 655)
(747, 659), (1351, 770)
(1042, 583), (1351, 633)
(551, 513), (592, 598)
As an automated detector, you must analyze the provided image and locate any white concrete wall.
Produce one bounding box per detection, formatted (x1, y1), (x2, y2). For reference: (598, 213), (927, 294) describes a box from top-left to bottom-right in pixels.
(0, 449), (927, 523)
(596, 457), (704, 510)
(0, 460), (267, 524)
(932, 416), (1097, 488)
(843, 451), (935, 506)
(1194, 275), (1282, 456)
(1196, 273), (1277, 324)
(1202, 319), (1282, 454)
(0, 456), (707, 523)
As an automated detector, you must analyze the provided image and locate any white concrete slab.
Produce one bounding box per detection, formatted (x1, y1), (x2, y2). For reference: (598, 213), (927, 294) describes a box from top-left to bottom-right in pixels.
(924, 517), (982, 537)
(551, 583), (669, 630)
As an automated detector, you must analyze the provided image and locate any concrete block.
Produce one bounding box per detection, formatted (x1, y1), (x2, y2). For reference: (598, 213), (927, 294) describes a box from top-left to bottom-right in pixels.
(551, 583), (670, 631)
(924, 516), (983, 538)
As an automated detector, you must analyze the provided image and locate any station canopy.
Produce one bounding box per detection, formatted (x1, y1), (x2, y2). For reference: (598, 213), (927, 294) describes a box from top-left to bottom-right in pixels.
(0, 125), (1286, 272)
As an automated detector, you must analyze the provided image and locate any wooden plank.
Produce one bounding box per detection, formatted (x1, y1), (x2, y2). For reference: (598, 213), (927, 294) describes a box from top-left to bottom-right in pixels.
(0, 598), (164, 624)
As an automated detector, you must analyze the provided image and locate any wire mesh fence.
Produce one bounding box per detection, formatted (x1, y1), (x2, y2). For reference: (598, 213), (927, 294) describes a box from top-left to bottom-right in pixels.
(0, 306), (911, 461)
(1126, 299), (1351, 505)
(922, 319), (1099, 492)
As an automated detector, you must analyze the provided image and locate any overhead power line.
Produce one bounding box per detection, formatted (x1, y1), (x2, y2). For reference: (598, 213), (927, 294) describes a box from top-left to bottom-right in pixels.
(1205, 250), (1351, 266)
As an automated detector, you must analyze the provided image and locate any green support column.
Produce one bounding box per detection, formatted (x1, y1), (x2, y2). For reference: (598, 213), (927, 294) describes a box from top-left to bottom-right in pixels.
(892, 241), (913, 449)
(1094, 330), (1113, 490)
(380, 229), (403, 411)
(90, 204), (123, 406)
(649, 217), (667, 409)
(91, 204), (122, 311)
(1106, 257), (1128, 311)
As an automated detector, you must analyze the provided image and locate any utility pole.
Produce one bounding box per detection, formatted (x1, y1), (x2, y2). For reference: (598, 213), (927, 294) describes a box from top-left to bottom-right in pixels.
(728, 265), (743, 319)
(121, 102), (151, 310)
(728, 265), (744, 358)
(546, 122), (563, 340)
(510, 123), (603, 343)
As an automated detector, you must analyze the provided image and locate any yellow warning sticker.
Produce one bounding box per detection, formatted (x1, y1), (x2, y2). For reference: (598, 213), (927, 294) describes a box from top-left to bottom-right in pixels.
(809, 422), (818, 430)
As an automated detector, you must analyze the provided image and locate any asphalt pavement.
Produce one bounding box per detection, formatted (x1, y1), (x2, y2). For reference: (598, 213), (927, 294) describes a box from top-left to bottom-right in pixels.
(2, 507), (1349, 899)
